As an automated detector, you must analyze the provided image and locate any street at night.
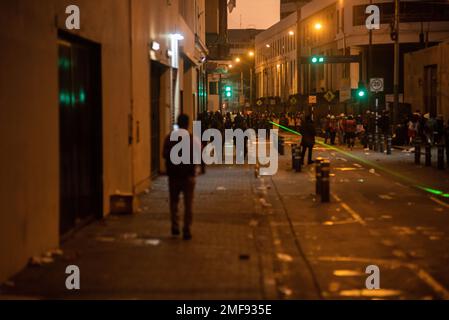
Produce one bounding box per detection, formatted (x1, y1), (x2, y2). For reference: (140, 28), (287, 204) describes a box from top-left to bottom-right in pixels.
(2, 0), (449, 316)
(2, 133), (449, 300)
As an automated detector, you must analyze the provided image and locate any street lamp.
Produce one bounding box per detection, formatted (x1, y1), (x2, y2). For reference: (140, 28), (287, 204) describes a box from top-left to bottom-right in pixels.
(235, 57), (241, 63)
(314, 22), (323, 31)
(288, 30), (295, 36)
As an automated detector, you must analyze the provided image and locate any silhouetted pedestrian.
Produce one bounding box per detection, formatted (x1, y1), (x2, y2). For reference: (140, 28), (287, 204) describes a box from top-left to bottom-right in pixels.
(300, 115), (316, 165)
(163, 114), (199, 240)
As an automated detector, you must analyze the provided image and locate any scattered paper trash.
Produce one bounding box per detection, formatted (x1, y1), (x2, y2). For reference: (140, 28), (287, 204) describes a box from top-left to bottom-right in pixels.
(259, 198), (272, 207)
(121, 233), (138, 240)
(216, 186), (226, 191)
(249, 219), (259, 227)
(95, 236), (116, 243)
(277, 253), (293, 262)
(369, 169), (376, 174)
(279, 286), (293, 297)
(144, 239), (161, 246)
(30, 256), (54, 266)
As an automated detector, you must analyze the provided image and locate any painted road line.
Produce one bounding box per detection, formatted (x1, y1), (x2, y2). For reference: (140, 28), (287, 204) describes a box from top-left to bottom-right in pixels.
(317, 256), (449, 299)
(331, 193), (367, 226)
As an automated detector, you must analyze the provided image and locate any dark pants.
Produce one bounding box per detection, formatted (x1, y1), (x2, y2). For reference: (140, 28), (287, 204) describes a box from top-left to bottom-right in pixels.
(301, 143), (314, 164)
(346, 132), (355, 148)
(330, 132), (336, 145)
(169, 176), (196, 232)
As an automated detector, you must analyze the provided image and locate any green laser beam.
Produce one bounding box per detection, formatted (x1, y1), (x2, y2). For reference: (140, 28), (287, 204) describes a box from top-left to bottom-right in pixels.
(270, 121), (302, 136)
(270, 121), (449, 200)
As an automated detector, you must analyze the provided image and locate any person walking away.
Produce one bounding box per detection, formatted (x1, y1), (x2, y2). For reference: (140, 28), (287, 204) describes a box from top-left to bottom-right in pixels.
(329, 116), (337, 145)
(299, 115), (316, 165)
(345, 115), (357, 149)
(163, 114), (200, 240)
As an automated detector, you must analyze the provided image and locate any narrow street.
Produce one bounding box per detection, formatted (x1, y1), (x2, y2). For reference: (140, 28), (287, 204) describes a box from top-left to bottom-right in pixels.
(3, 135), (449, 300)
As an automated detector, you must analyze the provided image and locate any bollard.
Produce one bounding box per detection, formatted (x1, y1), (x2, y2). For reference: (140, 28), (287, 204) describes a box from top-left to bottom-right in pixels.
(387, 135), (392, 155)
(368, 134), (373, 150)
(315, 157), (323, 195)
(425, 144), (432, 167)
(379, 134), (385, 153)
(292, 145), (302, 172)
(278, 136), (285, 156)
(437, 144), (445, 170)
(320, 159), (330, 203)
(414, 140), (421, 165)
(374, 134), (379, 152)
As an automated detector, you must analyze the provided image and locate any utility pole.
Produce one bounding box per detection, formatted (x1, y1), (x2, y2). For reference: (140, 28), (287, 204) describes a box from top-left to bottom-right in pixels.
(393, 0), (400, 114)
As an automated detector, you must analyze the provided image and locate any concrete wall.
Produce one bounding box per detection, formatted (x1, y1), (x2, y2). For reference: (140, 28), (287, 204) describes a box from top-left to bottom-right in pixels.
(255, 12), (298, 99)
(404, 42), (449, 120)
(0, 0), (152, 283)
(1, 0), (207, 284)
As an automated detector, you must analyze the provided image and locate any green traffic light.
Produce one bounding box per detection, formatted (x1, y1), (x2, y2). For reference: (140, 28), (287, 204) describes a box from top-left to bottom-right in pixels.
(311, 57), (318, 63)
(358, 90), (365, 97)
(319, 57), (324, 63)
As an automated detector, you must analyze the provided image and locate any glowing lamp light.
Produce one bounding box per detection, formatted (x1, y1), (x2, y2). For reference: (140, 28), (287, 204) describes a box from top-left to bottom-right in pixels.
(170, 33), (184, 41)
(151, 41), (161, 51)
(314, 23), (323, 30)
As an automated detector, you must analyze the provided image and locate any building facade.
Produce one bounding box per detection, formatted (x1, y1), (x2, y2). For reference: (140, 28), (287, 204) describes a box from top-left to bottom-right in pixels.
(255, 12), (299, 105)
(257, 0), (449, 116)
(0, 0), (207, 283)
(299, 0), (449, 114)
(404, 41), (449, 120)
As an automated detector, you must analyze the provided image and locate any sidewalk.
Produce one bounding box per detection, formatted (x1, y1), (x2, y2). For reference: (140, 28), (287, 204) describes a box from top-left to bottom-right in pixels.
(0, 165), (317, 300)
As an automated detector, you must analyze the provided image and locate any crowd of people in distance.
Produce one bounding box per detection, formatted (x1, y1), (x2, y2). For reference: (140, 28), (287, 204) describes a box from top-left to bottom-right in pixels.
(196, 109), (449, 151)
(393, 111), (449, 147)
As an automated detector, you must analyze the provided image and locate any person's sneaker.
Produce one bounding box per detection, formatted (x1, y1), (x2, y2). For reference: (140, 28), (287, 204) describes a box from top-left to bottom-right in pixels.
(171, 228), (180, 236)
(183, 231), (192, 240)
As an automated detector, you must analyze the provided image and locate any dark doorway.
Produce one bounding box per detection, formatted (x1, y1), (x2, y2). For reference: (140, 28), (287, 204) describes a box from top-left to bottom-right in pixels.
(58, 31), (103, 235)
(150, 61), (164, 177)
(424, 65), (438, 117)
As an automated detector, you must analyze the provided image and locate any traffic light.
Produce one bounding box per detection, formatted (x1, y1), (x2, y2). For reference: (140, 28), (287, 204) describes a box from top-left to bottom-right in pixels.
(310, 56), (325, 64)
(356, 84), (367, 99)
(224, 85), (232, 98)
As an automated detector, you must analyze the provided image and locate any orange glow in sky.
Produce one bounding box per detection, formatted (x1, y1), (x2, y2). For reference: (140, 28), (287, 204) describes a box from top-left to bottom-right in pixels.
(228, 0), (280, 29)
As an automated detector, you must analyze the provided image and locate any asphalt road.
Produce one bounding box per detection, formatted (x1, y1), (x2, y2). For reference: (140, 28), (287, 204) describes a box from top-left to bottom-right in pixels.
(262, 133), (449, 299)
